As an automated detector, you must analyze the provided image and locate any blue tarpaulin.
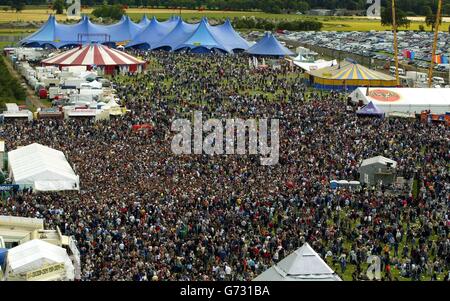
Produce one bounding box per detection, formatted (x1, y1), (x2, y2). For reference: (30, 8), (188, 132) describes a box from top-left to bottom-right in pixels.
(0, 248), (7, 270)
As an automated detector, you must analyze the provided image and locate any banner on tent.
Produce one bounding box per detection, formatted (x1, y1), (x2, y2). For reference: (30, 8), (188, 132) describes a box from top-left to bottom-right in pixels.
(0, 184), (19, 192)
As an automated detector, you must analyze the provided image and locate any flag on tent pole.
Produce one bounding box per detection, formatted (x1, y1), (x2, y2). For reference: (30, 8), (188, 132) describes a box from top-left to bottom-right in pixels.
(442, 55), (449, 64)
(433, 54), (442, 64)
(402, 49), (415, 60)
(402, 49), (408, 58)
(253, 56), (259, 68)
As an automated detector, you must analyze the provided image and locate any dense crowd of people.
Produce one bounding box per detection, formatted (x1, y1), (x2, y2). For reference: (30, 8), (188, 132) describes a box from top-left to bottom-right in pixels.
(0, 52), (449, 281)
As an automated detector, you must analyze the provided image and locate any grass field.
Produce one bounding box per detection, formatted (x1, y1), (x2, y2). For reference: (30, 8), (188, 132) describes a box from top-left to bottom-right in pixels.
(0, 41), (12, 49)
(1, 8), (449, 32)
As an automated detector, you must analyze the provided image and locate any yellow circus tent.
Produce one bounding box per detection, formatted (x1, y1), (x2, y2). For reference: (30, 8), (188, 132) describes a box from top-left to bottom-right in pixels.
(307, 60), (397, 90)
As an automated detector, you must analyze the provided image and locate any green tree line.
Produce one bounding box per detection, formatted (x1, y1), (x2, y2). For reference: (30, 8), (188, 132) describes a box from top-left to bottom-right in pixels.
(2, 0), (450, 16)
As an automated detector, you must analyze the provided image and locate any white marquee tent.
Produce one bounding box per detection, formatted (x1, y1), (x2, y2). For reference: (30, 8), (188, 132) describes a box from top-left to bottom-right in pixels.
(5, 239), (75, 281)
(293, 59), (338, 72)
(350, 87), (450, 115)
(8, 143), (80, 191)
(253, 243), (342, 281)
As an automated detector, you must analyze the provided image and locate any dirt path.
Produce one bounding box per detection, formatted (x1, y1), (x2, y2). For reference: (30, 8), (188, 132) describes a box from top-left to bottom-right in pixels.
(2, 55), (48, 110)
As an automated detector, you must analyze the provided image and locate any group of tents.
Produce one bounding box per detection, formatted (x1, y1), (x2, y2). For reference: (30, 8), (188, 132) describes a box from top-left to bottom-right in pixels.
(20, 15), (293, 56)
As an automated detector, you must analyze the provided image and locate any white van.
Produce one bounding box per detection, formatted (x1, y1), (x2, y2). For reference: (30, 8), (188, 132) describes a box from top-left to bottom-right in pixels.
(390, 66), (405, 75)
(432, 77), (445, 85)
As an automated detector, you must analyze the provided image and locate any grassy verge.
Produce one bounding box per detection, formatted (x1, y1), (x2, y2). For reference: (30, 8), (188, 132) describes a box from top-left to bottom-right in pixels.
(0, 54), (27, 109)
(0, 41), (12, 49)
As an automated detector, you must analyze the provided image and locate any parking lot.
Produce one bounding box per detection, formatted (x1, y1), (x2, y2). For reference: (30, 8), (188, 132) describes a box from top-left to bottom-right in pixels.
(279, 30), (450, 73)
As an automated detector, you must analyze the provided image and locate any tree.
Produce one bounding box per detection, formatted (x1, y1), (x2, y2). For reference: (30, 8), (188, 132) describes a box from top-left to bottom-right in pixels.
(444, 4), (450, 16)
(52, 0), (65, 14)
(297, 1), (309, 13)
(425, 7), (442, 29)
(380, 1), (411, 29)
(11, 0), (25, 12)
(346, 1), (358, 10)
(92, 4), (125, 20)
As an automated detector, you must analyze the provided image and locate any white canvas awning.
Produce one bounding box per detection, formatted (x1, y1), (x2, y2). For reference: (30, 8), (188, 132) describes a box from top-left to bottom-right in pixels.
(253, 243), (342, 281)
(294, 59), (338, 71)
(8, 143), (79, 191)
(350, 87), (450, 115)
(6, 239), (74, 280)
(360, 156), (397, 168)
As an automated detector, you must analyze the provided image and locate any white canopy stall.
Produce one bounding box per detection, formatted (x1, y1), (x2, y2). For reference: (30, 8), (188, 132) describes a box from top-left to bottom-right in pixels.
(8, 143), (80, 191)
(253, 243), (342, 281)
(4, 239), (75, 281)
(350, 88), (450, 115)
(293, 59), (338, 72)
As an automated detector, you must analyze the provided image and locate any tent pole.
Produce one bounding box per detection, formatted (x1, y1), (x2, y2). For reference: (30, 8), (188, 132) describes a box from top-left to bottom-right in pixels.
(392, 0), (400, 86)
(428, 0), (442, 88)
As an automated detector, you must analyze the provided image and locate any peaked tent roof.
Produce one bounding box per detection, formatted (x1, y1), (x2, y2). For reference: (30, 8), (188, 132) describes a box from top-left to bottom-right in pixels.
(294, 59), (338, 72)
(356, 101), (385, 117)
(360, 156), (397, 168)
(151, 18), (199, 51)
(253, 243), (342, 281)
(174, 18), (232, 53)
(20, 15), (57, 46)
(138, 14), (151, 27)
(21, 15), (143, 48)
(42, 43), (145, 66)
(88, 16), (142, 43)
(210, 18), (250, 51)
(20, 15), (89, 48)
(8, 143), (80, 191)
(54, 15), (92, 46)
(6, 239), (75, 280)
(246, 32), (294, 56)
(309, 61), (396, 81)
(126, 16), (179, 49)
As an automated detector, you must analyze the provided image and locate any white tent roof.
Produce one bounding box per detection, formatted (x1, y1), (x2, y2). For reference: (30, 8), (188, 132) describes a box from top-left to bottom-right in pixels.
(6, 239), (74, 280)
(294, 59), (338, 71)
(8, 143), (79, 191)
(351, 87), (450, 115)
(81, 80), (102, 89)
(360, 156), (397, 168)
(253, 243), (342, 281)
(106, 98), (120, 108)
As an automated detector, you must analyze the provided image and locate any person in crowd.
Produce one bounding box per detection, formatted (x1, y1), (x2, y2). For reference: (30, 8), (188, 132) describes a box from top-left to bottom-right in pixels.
(0, 51), (448, 281)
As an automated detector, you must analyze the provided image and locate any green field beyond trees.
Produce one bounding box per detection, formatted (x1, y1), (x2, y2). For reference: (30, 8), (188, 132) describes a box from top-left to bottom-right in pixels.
(1, 0), (450, 16)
